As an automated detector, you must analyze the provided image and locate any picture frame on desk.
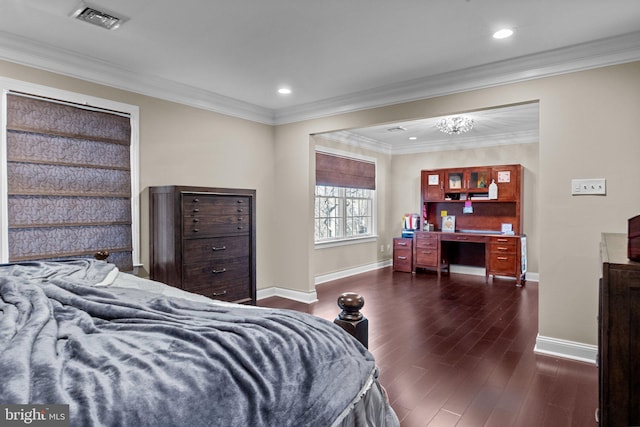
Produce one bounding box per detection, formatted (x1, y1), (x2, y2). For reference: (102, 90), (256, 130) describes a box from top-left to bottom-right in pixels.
(442, 215), (455, 232)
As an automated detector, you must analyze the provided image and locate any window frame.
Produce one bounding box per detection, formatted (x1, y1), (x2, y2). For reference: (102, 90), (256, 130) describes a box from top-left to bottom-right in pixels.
(314, 147), (377, 247)
(0, 77), (140, 266)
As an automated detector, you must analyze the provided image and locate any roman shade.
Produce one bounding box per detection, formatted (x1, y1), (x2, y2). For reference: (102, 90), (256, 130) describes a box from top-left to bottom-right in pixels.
(5, 92), (133, 270)
(315, 151), (375, 190)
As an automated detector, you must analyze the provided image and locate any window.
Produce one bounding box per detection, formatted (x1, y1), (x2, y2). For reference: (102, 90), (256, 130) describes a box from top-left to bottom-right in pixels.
(1, 79), (140, 269)
(315, 185), (373, 241)
(314, 150), (375, 243)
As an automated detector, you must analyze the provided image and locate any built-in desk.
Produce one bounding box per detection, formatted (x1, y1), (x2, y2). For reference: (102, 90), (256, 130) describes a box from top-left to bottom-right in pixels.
(413, 231), (526, 285)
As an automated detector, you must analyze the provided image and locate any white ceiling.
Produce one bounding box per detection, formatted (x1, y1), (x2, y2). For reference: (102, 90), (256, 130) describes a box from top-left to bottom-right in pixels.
(0, 0), (639, 129)
(320, 102), (540, 154)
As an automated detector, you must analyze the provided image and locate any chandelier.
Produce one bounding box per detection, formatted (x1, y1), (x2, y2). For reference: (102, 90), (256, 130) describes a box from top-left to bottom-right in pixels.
(436, 116), (474, 135)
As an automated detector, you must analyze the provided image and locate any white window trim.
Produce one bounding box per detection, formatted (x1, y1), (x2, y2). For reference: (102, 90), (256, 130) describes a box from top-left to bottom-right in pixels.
(314, 146), (377, 247)
(0, 77), (141, 266)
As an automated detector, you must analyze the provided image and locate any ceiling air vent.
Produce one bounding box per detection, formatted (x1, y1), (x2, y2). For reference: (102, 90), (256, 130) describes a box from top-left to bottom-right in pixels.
(72, 3), (127, 30)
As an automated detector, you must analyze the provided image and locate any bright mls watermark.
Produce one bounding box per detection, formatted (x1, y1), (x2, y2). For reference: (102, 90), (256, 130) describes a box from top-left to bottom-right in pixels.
(0, 405), (69, 426)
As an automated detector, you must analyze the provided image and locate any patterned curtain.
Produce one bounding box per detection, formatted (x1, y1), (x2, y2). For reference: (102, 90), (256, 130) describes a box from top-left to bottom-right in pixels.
(6, 93), (133, 270)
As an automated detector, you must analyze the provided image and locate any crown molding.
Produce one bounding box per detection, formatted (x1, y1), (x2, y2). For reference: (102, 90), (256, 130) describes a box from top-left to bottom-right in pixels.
(329, 129), (539, 155)
(0, 31), (276, 125)
(0, 30), (639, 126)
(317, 131), (393, 155)
(274, 31), (640, 124)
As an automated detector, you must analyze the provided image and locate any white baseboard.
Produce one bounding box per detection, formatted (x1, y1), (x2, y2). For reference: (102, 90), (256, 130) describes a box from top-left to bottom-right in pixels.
(256, 259), (392, 303)
(314, 259), (392, 285)
(449, 265), (539, 282)
(256, 286), (318, 303)
(534, 335), (597, 365)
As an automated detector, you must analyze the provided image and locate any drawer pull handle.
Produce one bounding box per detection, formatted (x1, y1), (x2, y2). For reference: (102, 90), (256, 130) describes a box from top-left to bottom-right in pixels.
(457, 237), (468, 240)
(497, 256), (508, 260)
(193, 198), (199, 203)
(212, 290), (228, 297)
(193, 218), (200, 223)
(193, 228), (199, 232)
(496, 238), (508, 242)
(237, 226), (244, 230)
(398, 256), (407, 260)
(211, 268), (227, 274)
(211, 246), (226, 251)
(237, 200), (243, 203)
(237, 208), (244, 213)
(497, 247), (508, 251)
(422, 251), (433, 255)
(193, 208), (200, 213)
(398, 242), (407, 246)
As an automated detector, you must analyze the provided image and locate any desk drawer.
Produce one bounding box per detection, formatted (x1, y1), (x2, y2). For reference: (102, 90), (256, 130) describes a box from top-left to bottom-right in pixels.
(394, 238), (413, 250)
(415, 249), (438, 266)
(440, 233), (487, 244)
(415, 237), (438, 249)
(394, 249), (412, 272)
(488, 253), (518, 275)
(489, 236), (517, 252)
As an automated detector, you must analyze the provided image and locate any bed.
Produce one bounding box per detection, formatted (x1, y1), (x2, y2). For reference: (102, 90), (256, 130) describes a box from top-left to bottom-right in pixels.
(0, 258), (399, 427)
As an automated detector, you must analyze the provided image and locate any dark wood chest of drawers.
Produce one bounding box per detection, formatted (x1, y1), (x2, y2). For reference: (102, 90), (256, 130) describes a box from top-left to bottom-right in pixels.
(599, 233), (640, 426)
(149, 186), (256, 305)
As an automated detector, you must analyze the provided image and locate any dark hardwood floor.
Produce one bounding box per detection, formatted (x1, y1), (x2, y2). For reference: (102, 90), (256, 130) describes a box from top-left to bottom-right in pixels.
(258, 267), (598, 427)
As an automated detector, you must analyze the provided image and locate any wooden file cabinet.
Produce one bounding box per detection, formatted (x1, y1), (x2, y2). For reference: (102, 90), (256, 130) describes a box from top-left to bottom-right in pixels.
(413, 232), (445, 275)
(393, 238), (413, 272)
(149, 185), (256, 305)
(488, 236), (519, 277)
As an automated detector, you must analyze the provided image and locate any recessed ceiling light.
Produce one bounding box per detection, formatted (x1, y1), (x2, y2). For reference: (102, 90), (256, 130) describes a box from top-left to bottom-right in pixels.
(409, 136), (417, 141)
(493, 28), (514, 39)
(278, 88), (292, 95)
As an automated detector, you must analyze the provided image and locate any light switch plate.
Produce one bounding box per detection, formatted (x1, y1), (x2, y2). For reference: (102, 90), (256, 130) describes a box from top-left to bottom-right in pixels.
(571, 178), (606, 195)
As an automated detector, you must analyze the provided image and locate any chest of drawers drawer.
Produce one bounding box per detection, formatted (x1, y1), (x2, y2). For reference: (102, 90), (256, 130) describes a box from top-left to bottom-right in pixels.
(183, 236), (249, 264)
(182, 194), (250, 215)
(183, 215), (250, 237)
(183, 274), (252, 303)
(183, 256), (250, 286)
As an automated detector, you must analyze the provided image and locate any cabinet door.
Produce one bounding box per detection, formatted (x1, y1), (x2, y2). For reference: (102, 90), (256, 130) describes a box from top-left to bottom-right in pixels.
(466, 167), (491, 193)
(491, 165), (520, 201)
(422, 170), (444, 201)
(445, 169), (465, 192)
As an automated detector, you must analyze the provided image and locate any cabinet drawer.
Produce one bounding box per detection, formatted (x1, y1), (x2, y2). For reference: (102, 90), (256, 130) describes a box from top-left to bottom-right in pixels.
(184, 277), (252, 303)
(489, 237), (517, 251)
(183, 256), (249, 285)
(183, 236), (249, 264)
(394, 253), (412, 272)
(415, 249), (438, 266)
(415, 237), (438, 249)
(182, 194), (251, 216)
(393, 238), (412, 249)
(488, 253), (518, 275)
(183, 215), (250, 237)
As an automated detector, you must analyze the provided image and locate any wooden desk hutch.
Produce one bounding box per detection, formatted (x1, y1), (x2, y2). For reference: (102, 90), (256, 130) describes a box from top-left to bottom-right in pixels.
(407, 164), (525, 285)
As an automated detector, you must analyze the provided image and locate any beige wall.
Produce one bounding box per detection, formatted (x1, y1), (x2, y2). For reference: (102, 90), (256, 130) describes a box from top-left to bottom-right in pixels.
(0, 60), (279, 291)
(2, 58), (640, 348)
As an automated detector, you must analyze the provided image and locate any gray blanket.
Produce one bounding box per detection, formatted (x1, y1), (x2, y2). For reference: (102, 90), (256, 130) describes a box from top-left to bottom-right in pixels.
(0, 260), (384, 426)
